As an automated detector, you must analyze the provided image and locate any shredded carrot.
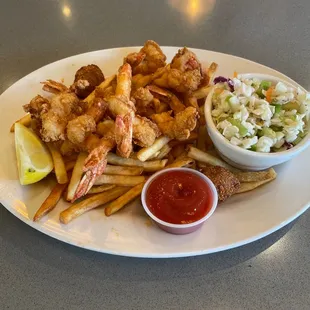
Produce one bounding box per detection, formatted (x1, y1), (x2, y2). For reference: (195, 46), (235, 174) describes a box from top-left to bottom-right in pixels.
(233, 71), (238, 78)
(265, 86), (274, 103)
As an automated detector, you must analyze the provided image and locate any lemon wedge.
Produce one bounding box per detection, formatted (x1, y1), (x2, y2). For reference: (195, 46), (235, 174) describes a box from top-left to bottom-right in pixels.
(15, 123), (53, 185)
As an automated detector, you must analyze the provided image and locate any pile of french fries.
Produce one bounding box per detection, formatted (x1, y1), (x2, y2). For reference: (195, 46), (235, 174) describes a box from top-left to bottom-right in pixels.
(17, 125), (276, 224)
(10, 58), (277, 226)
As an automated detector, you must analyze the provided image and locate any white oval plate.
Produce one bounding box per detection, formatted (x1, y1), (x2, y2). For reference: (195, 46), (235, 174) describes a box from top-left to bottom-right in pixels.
(0, 47), (309, 258)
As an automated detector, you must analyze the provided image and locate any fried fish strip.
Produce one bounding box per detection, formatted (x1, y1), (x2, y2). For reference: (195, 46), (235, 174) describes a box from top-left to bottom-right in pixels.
(202, 166), (240, 202)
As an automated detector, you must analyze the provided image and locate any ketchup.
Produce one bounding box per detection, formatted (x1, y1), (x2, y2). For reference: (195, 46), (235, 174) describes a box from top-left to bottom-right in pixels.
(146, 170), (213, 224)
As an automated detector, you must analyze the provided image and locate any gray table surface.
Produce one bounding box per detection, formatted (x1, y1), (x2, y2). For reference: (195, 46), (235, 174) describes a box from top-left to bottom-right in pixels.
(1, 1), (309, 309)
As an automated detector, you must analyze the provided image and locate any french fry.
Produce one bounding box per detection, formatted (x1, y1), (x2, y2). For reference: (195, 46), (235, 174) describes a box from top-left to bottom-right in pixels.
(33, 183), (67, 222)
(105, 182), (144, 216)
(152, 65), (169, 80)
(153, 98), (169, 114)
(236, 177), (276, 194)
(88, 184), (116, 194)
(156, 144), (172, 159)
(199, 105), (206, 125)
(167, 153), (174, 164)
(147, 85), (186, 113)
(132, 66), (168, 90)
(84, 74), (116, 106)
(129, 152), (139, 160)
(197, 126), (214, 152)
(63, 153), (78, 163)
(64, 160), (76, 172)
(175, 150), (188, 160)
(139, 159), (168, 172)
(132, 74), (153, 89)
(107, 153), (167, 172)
(197, 126), (207, 152)
(184, 94), (199, 110)
(165, 157), (194, 169)
(169, 132), (198, 148)
(188, 146), (239, 172)
(60, 140), (76, 157)
(10, 114), (31, 132)
(59, 186), (130, 224)
(104, 165), (143, 176)
(205, 62), (218, 86)
(199, 62), (218, 88)
(235, 168), (277, 183)
(66, 152), (88, 201)
(197, 126), (211, 168)
(137, 136), (171, 161)
(185, 160), (196, 169)
(94, 174), (146, 186)
(147, 151), (161, 160)
(171, 144), (185, 158)
(52, 160), (76, 174)
(47, 143), (68, 184)
(192, 85), (212, 100)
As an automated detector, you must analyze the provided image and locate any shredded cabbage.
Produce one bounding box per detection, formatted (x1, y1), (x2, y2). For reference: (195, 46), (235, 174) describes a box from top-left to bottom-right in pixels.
(212, 76), (309, 152)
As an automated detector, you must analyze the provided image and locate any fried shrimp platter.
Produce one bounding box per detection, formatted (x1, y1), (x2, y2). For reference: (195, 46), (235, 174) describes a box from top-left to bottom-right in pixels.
(11, 40), (277, 224)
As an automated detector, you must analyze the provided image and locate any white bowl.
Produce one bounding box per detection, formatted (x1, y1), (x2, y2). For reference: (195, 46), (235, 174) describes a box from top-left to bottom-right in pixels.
(204, 73), (310, 171)
(141, 168), (218, 235)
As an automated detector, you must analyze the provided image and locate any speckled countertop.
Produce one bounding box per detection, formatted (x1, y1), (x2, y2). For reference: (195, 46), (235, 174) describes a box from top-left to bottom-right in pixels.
(0, 1), (309, 309)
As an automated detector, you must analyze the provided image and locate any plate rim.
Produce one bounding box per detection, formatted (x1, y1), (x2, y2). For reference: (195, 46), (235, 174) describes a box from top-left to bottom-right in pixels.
(2, 196), (309, 258)
(1, 46), (309, 258)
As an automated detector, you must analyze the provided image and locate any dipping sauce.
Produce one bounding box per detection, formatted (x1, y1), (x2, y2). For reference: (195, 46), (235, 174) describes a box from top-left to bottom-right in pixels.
(146, 170), (214, 224)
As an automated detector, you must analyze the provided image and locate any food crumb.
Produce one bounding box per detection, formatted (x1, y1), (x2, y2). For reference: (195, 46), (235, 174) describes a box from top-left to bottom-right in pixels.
(111, 227), (119, 237)
(145, 218), (153, 227)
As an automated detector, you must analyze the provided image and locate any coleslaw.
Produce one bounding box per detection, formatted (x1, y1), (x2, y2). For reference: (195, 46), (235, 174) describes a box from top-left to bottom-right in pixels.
(211, 76), (310, 152)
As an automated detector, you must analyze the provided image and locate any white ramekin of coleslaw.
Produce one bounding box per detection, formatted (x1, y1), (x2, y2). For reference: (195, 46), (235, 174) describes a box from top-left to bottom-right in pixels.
(204, 73), (310, 170)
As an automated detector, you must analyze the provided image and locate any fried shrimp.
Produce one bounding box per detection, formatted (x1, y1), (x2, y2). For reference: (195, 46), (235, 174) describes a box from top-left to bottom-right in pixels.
(66, 98), (108, 145)
(132, 87), (154, 117)
(23, 95), (49, 119)
(41, 79), (69, 94)
(124, 40), (166, 75)
(151, 107), (198, 141)
(20, 41), (217, 207)
(133, 115), (161, 147)
(24, 91), (85, 142)
(67, 115), (96, 145)
(41, 92), (84, 142)
(153, 47), (203, 93)
(107, 64), (160, 149)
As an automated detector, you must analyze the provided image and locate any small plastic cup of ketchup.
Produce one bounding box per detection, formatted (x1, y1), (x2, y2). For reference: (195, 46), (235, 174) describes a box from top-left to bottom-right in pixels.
(141, 168), (218, 235)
